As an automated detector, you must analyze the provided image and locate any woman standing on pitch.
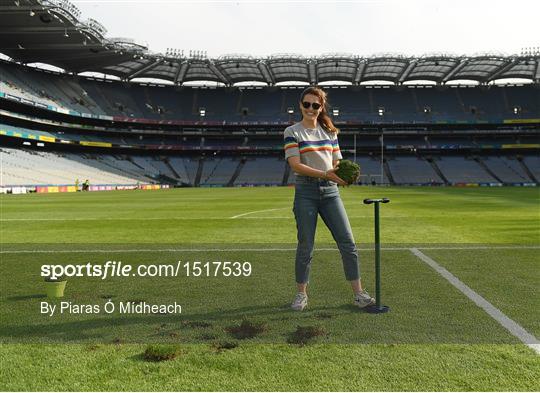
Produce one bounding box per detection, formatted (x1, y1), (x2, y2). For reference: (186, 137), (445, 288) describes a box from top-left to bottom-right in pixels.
(284, 86), (374, 311)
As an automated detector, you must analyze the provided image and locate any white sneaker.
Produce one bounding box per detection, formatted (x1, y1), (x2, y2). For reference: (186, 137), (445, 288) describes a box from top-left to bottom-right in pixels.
(291, 292), (308, 311)
(354, 290), (375, 308)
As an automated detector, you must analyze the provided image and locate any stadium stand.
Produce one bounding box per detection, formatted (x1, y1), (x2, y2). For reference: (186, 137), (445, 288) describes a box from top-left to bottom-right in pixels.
(481, 156), (530, 183)
(521, 155), (540, 181)
(0, 147), (145, 186)
(234, 157), (286, 186)
(167, 157), (196, 184)
(339, 155), (390, 185)
(0, 2), (538, 190)
(434, 156), (498, 184)
(199, 157), (240, 186)
(1, 60), (539, 123)
(386, 156), (442, 184)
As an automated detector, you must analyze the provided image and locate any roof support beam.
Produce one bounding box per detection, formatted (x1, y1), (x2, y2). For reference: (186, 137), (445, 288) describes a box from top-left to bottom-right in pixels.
(534, 59), (540, 83)
(442, 59), (469, 84)
(353, 61), (366, 85)
(175, 62), (190, 85)
(126, 59), (163, 80)
(0, 26), (79, 33)
(0, 6), (36, 12)
(207, 62), (231, 85)
(487, 58), (519, 83)
(257, 61), (276, 85)
(398, 60), (417, 84)
(308, 60), (317, 85)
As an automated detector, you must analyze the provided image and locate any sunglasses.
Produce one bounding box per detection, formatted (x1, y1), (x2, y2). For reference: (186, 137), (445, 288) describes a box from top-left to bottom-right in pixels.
(302, 101), (322, 110)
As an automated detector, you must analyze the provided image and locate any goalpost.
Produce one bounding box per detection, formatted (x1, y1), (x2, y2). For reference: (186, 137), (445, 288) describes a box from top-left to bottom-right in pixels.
(350, 131), (386, 184)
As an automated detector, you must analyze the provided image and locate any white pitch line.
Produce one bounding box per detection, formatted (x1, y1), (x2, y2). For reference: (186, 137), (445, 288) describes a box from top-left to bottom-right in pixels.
(0, 217), (234, 221)
(0, 214), (404, 221)
(237, 215), (409, 219)
(415, 245), (540, 250)
(1, 245), (539, 254)
(230, 207), (289, 219)
(410, 247), (540, 355)
(0, 247), (378, 254)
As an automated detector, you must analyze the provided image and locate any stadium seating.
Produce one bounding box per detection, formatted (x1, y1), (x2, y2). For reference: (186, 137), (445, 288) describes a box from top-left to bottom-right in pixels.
(234, 157), (286, 185)
(521, 155), (540, 180)
(481, 156), (530, 183)
(199, 157), (239, 185)
(435, 156), (497, 183)
(0, 148), (147, 186)
(387, 156), (442, 184)
(337, 154), (389, 184)
(167, 157), (196, 184)
(2, 60), (539, 122)
(2, 142), (538, 187)
(0, 60), (538, 188)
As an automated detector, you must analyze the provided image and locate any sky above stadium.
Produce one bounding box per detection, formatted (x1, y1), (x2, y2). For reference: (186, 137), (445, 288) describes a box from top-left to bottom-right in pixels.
(71, 0), (539, 59)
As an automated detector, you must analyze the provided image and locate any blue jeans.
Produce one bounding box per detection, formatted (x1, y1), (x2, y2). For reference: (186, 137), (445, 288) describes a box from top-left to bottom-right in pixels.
(293, 175), (360, 284)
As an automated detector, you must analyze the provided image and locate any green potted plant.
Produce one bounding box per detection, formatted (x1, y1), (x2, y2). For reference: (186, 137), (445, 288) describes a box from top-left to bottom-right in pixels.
(44, 274), (67, 298)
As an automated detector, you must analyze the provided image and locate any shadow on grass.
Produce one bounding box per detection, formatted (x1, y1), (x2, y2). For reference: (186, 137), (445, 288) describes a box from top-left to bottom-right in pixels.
(0, 302), (301, 342)
(7, 294), (46, 301)
(0, 301), (373, 344)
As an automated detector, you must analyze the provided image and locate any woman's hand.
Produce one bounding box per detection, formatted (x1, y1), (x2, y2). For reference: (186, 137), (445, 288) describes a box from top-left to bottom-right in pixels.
(286, 157), (348, 186)
(325, 167), (348, 186)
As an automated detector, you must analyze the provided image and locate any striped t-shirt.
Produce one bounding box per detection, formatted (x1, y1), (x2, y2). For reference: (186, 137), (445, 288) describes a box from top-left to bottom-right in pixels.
(283, 121), (342, 174)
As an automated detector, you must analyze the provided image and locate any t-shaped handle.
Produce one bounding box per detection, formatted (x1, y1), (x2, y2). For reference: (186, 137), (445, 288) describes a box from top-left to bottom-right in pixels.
(363, 198), (390, 204)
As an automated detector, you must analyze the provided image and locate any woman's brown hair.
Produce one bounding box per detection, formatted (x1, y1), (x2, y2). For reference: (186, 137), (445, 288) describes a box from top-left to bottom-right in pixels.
(300, 86), (340, 135)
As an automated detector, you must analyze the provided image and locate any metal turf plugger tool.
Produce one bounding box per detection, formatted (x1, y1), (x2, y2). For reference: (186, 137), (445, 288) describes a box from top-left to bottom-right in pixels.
(363, 198), (390, 314)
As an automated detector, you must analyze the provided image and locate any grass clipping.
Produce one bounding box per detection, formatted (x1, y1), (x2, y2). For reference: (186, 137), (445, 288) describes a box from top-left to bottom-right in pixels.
(143, 344), (182, 361)
(287, 325), (327, 345)
(335, 159), (360, 185)
(226, 319), (267, 339)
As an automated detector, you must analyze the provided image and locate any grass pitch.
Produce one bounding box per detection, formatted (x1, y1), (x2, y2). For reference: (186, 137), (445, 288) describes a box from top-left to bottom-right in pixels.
(1, 186), (539, 391)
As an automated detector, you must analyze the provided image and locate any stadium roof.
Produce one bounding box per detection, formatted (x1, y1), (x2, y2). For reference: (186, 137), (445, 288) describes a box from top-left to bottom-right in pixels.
(1, 0), (539, 86)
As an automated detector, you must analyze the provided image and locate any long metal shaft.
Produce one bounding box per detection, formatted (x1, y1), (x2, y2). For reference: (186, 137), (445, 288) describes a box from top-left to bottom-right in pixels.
(374, 202), (381, 309)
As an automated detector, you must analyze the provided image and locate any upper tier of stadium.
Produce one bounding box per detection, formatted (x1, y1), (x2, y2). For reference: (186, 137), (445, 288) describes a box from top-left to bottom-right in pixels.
(1, 58), (538, 124)
(1, 0), (539, 85)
